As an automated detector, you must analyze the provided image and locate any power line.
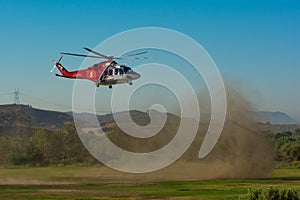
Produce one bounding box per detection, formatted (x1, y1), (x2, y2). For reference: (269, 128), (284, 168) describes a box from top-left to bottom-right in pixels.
(22, 92), (110, 114)
(0, 92), (12, 96)
(0, 88), (21, 104)
(22, 93), (71, 109)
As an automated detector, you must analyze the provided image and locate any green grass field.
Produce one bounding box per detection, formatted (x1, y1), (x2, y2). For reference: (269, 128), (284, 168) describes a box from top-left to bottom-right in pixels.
(0, 167), (299, 200)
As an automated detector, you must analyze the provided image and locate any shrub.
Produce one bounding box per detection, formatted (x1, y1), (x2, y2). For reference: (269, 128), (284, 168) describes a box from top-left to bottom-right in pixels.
(240, 187), (299, 200)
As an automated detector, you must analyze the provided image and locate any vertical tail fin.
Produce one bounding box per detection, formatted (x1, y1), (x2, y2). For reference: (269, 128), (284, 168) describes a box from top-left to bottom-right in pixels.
(55, 62), (70, 75)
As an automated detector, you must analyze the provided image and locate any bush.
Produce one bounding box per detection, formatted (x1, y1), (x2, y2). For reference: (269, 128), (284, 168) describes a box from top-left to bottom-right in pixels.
(240, 187), (299, 200)
(7, 153), (29, 165)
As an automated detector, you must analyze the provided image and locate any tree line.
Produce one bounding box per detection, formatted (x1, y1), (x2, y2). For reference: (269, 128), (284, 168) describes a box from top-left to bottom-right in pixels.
(0, 123), (97, 166)
(268, 129), (300, 166)
(0, 122), (300, 167)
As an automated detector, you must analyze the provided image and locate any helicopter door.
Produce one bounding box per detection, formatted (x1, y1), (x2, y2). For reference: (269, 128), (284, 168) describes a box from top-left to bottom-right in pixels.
(119, 68), (124, 76)
(108, 69), (113, 77)
(114, 68), (119, 76)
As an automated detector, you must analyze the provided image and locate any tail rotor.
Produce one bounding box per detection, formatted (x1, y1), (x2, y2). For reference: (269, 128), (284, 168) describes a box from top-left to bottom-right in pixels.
(50, 55), (63, 73)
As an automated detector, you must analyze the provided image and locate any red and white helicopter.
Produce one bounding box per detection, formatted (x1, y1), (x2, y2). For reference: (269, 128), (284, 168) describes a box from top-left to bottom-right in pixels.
(51, 47), (147, 88)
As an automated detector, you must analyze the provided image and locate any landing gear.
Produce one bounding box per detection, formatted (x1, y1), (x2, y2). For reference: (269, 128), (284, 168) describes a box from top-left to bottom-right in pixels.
(108, 85), (112, 89)
(96, 83), (100, 87)
(129, 81), (133, 86)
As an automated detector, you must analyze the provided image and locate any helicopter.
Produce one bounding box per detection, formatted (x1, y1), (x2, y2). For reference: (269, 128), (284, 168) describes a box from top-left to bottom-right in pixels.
(50, 47), (147, 88)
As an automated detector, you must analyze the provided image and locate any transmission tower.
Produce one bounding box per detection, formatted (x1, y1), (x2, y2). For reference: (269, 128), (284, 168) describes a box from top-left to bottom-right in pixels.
(13, 88), (20, 104)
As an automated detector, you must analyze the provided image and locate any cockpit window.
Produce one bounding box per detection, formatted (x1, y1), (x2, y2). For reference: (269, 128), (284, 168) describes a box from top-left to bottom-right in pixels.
(114, 68), (119, 75)
(122, 66), (131, 73)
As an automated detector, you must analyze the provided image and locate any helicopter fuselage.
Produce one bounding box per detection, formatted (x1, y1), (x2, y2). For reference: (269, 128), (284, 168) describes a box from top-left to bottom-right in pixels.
(52, 47), (146, 88)
(55, 60), (141, 88)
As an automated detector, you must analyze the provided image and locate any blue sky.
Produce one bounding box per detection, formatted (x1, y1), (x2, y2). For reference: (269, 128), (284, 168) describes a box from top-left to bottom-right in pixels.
(0, 0), (299, 121)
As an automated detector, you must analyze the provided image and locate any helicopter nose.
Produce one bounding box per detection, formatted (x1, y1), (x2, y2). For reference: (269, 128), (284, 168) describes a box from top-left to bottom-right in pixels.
(127, 71), (141, 80)
(134, 72), (141, 79)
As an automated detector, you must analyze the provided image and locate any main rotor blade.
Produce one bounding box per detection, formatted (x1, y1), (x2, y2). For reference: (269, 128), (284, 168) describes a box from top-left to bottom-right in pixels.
(114, 57), (150, 60)
(83, 47), (110, 59)
(124, 51), (148, 57)
(60, 52), (103, 58)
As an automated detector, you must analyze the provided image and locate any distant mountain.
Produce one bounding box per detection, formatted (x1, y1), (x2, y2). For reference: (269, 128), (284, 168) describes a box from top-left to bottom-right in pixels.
(198, 111), (299, 125)
(72, 109), (178, 129)
(252, 111), (298, 124)
(0, 104), (298, 136)
(0, 104), (176, 132)
(0, 104), (73, 130)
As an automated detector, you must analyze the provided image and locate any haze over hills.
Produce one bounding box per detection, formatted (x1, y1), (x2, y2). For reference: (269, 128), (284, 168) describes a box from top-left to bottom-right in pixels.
(0, 104), (299, 133)
(252, 111), (299, 124)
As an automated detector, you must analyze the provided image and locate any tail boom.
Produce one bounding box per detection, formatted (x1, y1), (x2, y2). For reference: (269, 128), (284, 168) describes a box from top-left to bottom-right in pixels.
(55, 63), (102, 82)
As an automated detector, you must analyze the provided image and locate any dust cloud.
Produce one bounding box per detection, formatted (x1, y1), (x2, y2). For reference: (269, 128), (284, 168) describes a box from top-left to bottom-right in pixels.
(162, 85), (275, 180)
(84, 84), (275, 181)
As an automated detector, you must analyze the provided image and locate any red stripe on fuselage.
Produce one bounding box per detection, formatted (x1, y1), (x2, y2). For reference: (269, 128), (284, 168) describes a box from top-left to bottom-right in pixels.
(56, 62), (108, 82)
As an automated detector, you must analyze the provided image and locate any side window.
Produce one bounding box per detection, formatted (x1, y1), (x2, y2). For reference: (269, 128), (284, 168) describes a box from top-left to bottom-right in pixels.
(103, 70), (107, 76)
(108, 69), (113, 76)
(119, 69), (124, 75)
(114, 68), (119, 75)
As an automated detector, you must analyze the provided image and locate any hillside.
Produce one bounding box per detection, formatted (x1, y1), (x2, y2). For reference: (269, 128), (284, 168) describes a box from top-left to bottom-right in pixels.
(0, 104), (177, 133)
(0, 104), (73, 131)
(0, 104), (298, 133)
